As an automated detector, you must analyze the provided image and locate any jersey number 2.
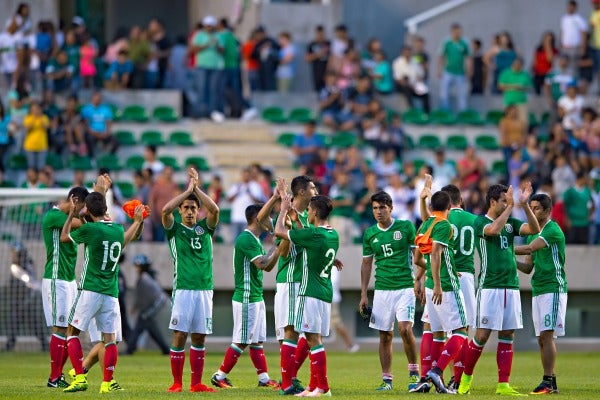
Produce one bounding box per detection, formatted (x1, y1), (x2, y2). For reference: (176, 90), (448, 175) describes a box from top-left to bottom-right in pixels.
(319, 248), (336, 279)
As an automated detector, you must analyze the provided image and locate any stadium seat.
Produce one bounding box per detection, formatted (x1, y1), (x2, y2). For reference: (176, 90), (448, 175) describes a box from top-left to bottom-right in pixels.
(107, 103), (121, 121)
(68, 156), (93, 171)
(288, 107), (313, 124)
(115, 181), (135, 199)
(153, 105), (179, 122)
(184, 156), (210, 171)
(0, 179), (16, 188)
(457, 109), (484, 125)
(45, 153), (64, 170)
(261, 107), (287, 124)
(159, 156), (180, 171)
(541, 111), (551, 125)
(125, 155), (145, 171)
(57, 180), (72, 188)
(429, 109), (456, 125)
(115, 130), (137, 146)
(529, 112), (539, 127)
(418, 134), (442, 150)
(96, 154), (122, 171)
(122, 104), (149, 123)
(219, 208), (231, 224)
(330, 131), (357, 148)
(402, 109), (429, 125)
(404, 135), (415, 150)
(140, 130), (166, 146)
(277, 132), (296, 147)
(491, 160), (507, 176)
(475, 134), (500, 150)
(446, 135), (469, 150)
(8, 154), (27, 170)
(168, 131), (194, 146)
(485, 109), (504, 125)
(412, 158), (427, 170)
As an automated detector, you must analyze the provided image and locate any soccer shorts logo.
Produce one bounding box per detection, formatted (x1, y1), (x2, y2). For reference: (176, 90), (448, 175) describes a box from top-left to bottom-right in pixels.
(393, 231), (402, 240)
(59, 315), (65, 322)
(171, 318), (178, 326)
(195, 226), (204, 235)
(504, 224), (513, 233)
(481, 317), (489, 325)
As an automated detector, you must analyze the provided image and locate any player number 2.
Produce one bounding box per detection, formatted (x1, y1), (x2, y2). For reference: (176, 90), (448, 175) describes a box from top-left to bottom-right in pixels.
(101, 241), (122, 271)
(381, 243), (393, 257)
(190, 237), (202, 249)
(319, 248), (336, 279)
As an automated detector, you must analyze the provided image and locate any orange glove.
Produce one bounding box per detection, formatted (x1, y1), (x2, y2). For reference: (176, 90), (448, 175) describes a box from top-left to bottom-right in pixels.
(122, 199), (150, 219)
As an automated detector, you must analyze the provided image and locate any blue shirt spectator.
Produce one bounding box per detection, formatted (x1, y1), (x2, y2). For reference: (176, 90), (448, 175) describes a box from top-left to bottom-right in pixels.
(81, 102), (113, 133)
(293, 120), (324, 167)
(105, 59), (133, 81)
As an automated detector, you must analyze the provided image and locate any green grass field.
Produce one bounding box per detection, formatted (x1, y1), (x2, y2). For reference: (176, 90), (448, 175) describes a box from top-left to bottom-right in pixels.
(0, 350), (598, 399)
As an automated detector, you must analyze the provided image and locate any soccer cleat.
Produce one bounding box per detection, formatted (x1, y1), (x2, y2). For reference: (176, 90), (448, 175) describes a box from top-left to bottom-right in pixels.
(427, 369), (450, 394)
(279, 385), (304, 395)
(496, 382), (527, 396)
(190, 383), (216, 392)
(446, 376), (459, 392)
(292, 378), (305, 392)
(259, 379), (280, 389)
(211, 373), (234, 389)
(48, 373), (70, 388)
(68, 368), (87, 381)
(306, 388), (332, 397)
(457, 374), (473, 394)
(99, 380), (124, 393)
(63, 374), (88, 392)
(375, 379), (392, 391)
(408, 377), (431, 393)
(167, 383), (183, 392)
(408, 374), (420, 391)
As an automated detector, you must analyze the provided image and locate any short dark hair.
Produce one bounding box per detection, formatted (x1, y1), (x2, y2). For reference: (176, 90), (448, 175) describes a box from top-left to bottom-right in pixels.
(245, 203), (263, 224)
(486, 184), (509, 208)
(309, 195), (333, 220)
(430, 191), (451, 212)
(441, 184), (462, 206)
(85, 192), (107, 217)
(182, 194), (200, 207)
(146, 144), (157, 154)
(67, 186), (90, 203)
(371, 190), (392, 208)
(530, 193), (552, 211)
(291, 175), (314, 196)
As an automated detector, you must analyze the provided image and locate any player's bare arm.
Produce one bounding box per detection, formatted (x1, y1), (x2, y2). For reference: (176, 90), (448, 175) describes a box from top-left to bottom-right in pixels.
(274, 194), (293, 240)
(518, 182), (541, 235)
(59, 195), (78, 243)
(124, 205), (146, 245)
(514, 237), (547, 255)
(189, 168), (220, 228)
(419, 174), (433, 222)
(516, 254), (534, 274)
(431, 242), (444, 305)
(93, 173), (112, 196)
(257, 177), (284, 230)
(359, 255), (374, 310)
(483, 185), (515, 236)
(413, 249), (427, 305)
(252, 245), (281, 272)
(161, 178), (196, 229)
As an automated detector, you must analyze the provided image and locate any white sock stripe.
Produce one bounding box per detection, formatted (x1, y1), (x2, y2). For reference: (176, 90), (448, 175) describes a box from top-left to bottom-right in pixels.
(282, 341), (297, 348)
(310, 347), (325, 355)
(52, 333), (66, 340)
(190, 345), (205, 351)
(67, 336), (79, 342)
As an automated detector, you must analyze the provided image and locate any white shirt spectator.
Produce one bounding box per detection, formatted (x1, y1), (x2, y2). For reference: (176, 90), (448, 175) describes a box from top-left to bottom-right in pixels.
(392, 56), (418, 84)
(560, 12), (588, 48)
(228, 181), (265, 224)
(431, 160), (457, 188)
(142, 160), (165, 175)
(552, 164), (576, 200)
(384, 184), (413, 220)
(0, 32), (18, 75)
(558, 94), (584, 130)
(276, 43), (296, 79)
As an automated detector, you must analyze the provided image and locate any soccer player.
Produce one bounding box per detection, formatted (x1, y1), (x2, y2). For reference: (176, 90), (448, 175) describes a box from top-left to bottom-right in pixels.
(60, 192), (146, 393)
(412, 191), (468, 394)
(211, 203), (281, 389)
(162, 168), (220, 393)
(358, 190), (420, 391)
(457, 183), (540, 396)
(275, 194), (339, 397)
(514, 193), (567, 394)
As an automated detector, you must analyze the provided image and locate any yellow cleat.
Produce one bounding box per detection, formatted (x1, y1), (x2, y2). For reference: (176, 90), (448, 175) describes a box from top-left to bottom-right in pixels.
(99, 379), (124, 393)
(496, 383), (527, 396)
(457, 374), (473, 395)
(63, 374), (88, 393)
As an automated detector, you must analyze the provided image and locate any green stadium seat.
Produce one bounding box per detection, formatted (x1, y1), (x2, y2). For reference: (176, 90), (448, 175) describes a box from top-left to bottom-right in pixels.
(288, 107), (313, 124)
(412, 158), (427, 170)
(446, 135), (469, 150)
(107, 104), (121, 121)
(541, 111), (551, 125)
(96, 154), (122, 171)
(418, 134), (442, 150)
(457, 109), (484, 125)
(159, 156), (180, 171)
(219, 208), (231, 224)
(485, 109), (505, 125)
(475, 134), (500, 151)
(330, 131), (357, 148)
(277, 132), (296, 147)
(491, 160), (507, 176)
(429, 109), (456, 125)
(404, 135), (415, 150)
(153, 105), (179, 122)
(529, 112), (539, 127)
(115, 130), (137, 146)
(402, 109), (429, 125)
(0, 180), (16, 188)
(68, 156), (93, 171)
(122, 104), (149, 123)
(169, 131), (194, 146)
(125, 155), (145, 171)
(140, 130), (166, 146)
(57, 180), (72, 188)
(8, 154), (27, 170)
(116, 181), (135, 199)
(261, 107), (287, 124)
(185, 156), (210, 171)
(45, 153), (64, 170)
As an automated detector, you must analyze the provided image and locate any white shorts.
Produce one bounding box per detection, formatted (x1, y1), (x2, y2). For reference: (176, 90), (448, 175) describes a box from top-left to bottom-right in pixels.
(42, 279), (77, 328)
(295, 296), (331, 337)
(69, 290), (119, 335)
(421, 302), (430, 324)
(459, 272), (476, 328)
(89, 304), (123, 343)
(369, 288), (416, 331)
(532, 293), (567, 337)
(170, 289), (213, 334)
(232, 300), (266, 344)
(476, 288), (523, 331)
(425, 288), (467, 333)
(274, 282), (300, 340)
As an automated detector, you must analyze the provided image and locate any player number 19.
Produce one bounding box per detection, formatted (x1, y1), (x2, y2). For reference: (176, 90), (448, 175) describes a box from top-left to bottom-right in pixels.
(319, 248), (336, 279)
(101, 241), (122, 271)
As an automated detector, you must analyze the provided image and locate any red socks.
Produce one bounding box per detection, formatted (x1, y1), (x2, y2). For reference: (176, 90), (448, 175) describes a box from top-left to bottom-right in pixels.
(280, 340), (297, 390)
(170, 347), (185, 385)
(294, 336), (310, 377)
(190, 346), (206, 387)
(435, 334), (467, 371)
(431, 337), (445, 369)
(103, 342), (118, 382)
(453, 336), (469, 383)
(497, 339), (514, 383)
(463, 339), (484, 376)
(67, 336), (84, 375)
(219, 344), (242, 374)
(310, 345), (329, 393)
(49, 333), (67, 380)
(420, 331), (433, 378)
(249, 345), (268, 375)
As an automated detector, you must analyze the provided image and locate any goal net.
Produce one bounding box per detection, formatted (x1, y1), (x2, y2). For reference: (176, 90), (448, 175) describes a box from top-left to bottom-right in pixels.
(0, 187), (68, 352)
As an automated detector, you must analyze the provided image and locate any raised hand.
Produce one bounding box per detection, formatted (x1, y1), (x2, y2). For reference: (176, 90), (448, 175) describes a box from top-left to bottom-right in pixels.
(518, 181), (533, 205)
(133, 204), (145, 223)
(188, 167), (199, 183)
(68, 195), (78, 215)
(275, 177), (287, 199)
(506, 185), (514, 207)
(281, 194), (292, 212)
(420, 174), (433, 200)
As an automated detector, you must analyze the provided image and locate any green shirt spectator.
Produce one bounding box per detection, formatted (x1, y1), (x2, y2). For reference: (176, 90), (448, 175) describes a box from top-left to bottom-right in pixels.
(218, 27), (240, 69)
(563, 183), (593, 227)
(499, 58), (533, 106)
(440, 36), (470, 75)
(192, 22), (224, 70)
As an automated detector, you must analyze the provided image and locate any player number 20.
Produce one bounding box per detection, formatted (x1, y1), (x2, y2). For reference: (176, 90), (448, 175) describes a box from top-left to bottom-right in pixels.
(319, 248), (336, 279)
(101, 241), (122, 271)
(451, 224), (474, 256)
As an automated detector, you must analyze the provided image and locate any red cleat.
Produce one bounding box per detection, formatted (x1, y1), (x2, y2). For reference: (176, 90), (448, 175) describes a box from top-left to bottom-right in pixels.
(167, 383), (183, 392)
(191, 383), (216, 393)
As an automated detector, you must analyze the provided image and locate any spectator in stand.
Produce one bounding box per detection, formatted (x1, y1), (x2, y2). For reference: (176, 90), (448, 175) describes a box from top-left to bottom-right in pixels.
(293, 119), (325, 168)
(208, 175), (223, 205)
(588, 108), (600, 168)
(384, 172), (413, 220)
(103, 27), (129, 66)
(319, 71), (345, 130)
(0, 101), (16, 173)
(438, 23), (471, 112)
(242, 29), (260, 92)
(79, 33), (97, 88)
(431, 148), (457, 188)
(165, 35), (189, 91)
(393, 45), (418, 106)
(560, 0), (588, 74)
(499, 57), (532, 125)
(524, 134), (546, 184)
(552, 154), (576, 200)
(329, 24), (351, 70)
(134, 168), (153, 204)
(60, 95), (86, 156)
(378, 113), (405, 158)
(35, 21), (55, 89)
(354, 171), (381, 232)
(578, 33), (594, 93)
(457, 146), (486, 190)
(343, 75), (373, 130)
(148, 17), (171, 89)
(149, 165), (180, 241)
(563, 171), (594, 243)
(81, 91), (118, 158)
(486, 31), (517, 94)
(45, 49), (74, 93)
(248, 162), (272, 199)
(252, 26), (279, 92)
(218, 18), (243, 118)
(142, 145), (165, 175)
(42, 90), (62, 154)
(23, 101), (49, 173)
(532, 31), (558, 95)
(410, 36), (431, 112)
(128, 26), (152, 89)
(372, 146), (401, 187)
(0, 29), (19, 90)
(227, 166), (266, 239)
(558, 82), (584, 146)
(499, 104), (527, 164)
(306, 25), (330, 92)
(361, 37), (383, 73)
(334, 47), (361, 92)
(62, 30), (80, 91)
(544, 54), (575, 108)
(590, 0), (600, 86)
(471, 38), (485, 95)
(329, 171), (356, 245)
(104, 48), (133, 90)
(276, 31), (296, 93)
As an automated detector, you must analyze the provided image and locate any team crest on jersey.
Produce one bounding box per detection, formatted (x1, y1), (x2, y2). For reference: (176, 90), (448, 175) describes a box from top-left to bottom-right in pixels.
(393, 231), (402, 240)
(171, 318), (178, 326)
(195, 226), (204, 235)
(504, 224), (513, 233)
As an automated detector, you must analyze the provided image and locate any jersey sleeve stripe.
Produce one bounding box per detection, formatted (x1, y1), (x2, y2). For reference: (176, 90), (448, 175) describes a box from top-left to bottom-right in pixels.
(433, 240), (448, 246)
(539, 236), (550, 247)
(250, 254), (262, 262)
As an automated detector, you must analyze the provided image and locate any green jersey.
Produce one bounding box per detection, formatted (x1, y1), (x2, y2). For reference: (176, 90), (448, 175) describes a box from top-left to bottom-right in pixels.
(43, 207), (78, 281)
(276, 210), (310, 284)
(527, 220), (567, 296)
(289, 225), (339, 303)
(69, 221), (125, 298)
(232, 230), (265, 303)
(166, 219), (214, 291)
(449, 208), (478, 274)
(418, 216), (460, 292)
(362, 219), (416, 290)
(475, 215), (524, 289)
